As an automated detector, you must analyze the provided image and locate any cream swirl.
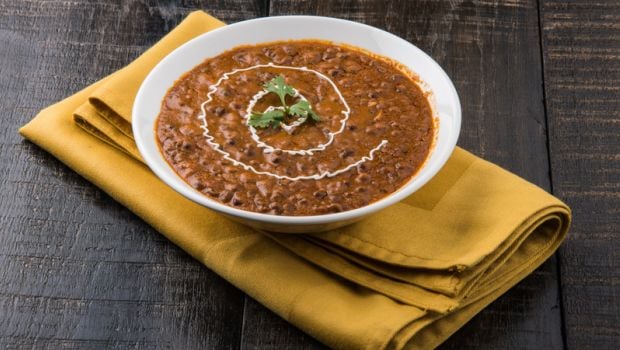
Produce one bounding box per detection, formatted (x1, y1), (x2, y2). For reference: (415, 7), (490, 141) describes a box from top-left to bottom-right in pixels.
(198, 63), (388, 181)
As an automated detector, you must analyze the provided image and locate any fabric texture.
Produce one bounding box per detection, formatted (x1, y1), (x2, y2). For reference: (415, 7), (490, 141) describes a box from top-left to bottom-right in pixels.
(19, 11), (571, 349)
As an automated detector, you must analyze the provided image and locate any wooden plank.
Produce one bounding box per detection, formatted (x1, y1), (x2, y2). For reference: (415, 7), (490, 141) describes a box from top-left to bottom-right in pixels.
(240, 298), (324, 349)
(239, 1), (563, 348)
(0, 1), (265, 349)
(540, 1), (620, 348)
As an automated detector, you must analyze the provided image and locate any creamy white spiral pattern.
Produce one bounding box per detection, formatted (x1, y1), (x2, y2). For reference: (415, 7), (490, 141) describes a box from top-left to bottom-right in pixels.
(198, 63), (388, 181)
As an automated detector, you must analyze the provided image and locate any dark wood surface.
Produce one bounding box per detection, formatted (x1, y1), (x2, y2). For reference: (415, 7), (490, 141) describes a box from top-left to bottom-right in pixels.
(541, 1), (620, 348)
(0, 0), (616, 349)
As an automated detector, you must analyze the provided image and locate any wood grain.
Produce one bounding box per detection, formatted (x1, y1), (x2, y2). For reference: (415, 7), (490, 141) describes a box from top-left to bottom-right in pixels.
(0, 1), (264, 349)
(541, 1), (620, 348)
(2, 0), (616, 349)
(259, 1), (563, 349)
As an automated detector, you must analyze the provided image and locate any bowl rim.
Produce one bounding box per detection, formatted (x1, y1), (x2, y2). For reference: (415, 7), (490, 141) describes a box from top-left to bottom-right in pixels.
(133, 15), (461, 225)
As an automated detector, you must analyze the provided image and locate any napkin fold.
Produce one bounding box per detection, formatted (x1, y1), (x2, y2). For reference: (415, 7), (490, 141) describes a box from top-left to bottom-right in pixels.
(19, 11), (570, 349)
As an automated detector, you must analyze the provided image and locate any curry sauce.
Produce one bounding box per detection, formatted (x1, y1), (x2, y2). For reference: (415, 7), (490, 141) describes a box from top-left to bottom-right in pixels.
(156, 40), (435, 215)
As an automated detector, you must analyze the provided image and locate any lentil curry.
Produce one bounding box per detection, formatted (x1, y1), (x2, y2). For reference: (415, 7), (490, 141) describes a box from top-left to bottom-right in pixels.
(156, 40), (435, 216)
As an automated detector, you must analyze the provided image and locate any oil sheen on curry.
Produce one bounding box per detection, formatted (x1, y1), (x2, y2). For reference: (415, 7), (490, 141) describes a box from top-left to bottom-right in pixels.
(156, 40), (435, 216)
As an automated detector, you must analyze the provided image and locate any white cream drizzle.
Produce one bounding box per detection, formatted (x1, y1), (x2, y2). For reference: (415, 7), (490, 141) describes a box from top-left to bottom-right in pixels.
(203, 63), (351, 155)
(197, 63), (388, 181)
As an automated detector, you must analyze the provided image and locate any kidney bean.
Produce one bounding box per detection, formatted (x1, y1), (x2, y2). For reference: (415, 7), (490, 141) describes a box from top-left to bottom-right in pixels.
(188, 177), (205, 191)
(355, 173), (371, 184)
(270, 190), (284, 201)
(339, 149), (354, 159)
(264, 153), (281, 165)
(343, 62), (361, 73)
(231, 193), (244, 206)
(269, 202), (283, 214)
(212, 106), (226, 116)
(282, 45), (297, 56)
(255, 181), (269, 197)
(219, 190), (233, 202)
(326, 203), (344, 213)
(232, 52), (252, 64)
(225, 182), (239, 191)
(313, 190), (327, 199)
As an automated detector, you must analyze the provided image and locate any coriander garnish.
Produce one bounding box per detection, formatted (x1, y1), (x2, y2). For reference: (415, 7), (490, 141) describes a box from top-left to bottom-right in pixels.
(248, 109), (285, 128)
(263, 75), (295, 107)
(288, 100), (321, 122)
(249, 75), (321, 129)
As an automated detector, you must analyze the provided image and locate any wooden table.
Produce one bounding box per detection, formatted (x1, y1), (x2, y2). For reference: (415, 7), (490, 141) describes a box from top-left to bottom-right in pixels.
(0, 1), (617, 348)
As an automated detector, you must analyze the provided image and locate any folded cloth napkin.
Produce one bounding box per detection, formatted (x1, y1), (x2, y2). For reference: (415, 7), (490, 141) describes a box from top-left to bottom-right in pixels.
(19, 11), (571, 349)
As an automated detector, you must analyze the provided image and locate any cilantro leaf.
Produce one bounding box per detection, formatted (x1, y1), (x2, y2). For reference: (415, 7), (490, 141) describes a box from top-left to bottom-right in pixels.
(288, 100), (321, 122)
(250, 75), (322, 130)
(248, 109), (285, 128)
(264, 75), (295, 107)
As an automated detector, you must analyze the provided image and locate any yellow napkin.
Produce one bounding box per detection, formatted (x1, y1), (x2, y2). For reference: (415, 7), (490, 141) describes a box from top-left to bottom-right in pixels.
(19, 11), (570, 349)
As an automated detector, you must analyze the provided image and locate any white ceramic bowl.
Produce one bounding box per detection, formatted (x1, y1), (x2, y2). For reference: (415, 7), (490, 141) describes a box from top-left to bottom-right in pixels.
(133, 16), (461, 233)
